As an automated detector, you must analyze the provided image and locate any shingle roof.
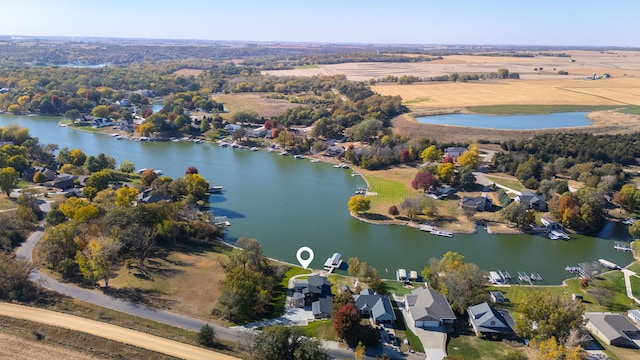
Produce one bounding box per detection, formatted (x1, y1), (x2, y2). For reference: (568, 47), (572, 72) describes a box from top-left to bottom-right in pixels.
(353, 292), (396, 323)
(467, 302), (515, 335)
(585, 312), (640, 348)
(406, 287), (456, 322)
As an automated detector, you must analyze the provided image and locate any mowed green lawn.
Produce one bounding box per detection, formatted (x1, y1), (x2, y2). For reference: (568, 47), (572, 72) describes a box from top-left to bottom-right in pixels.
(364, 175), (414, 215)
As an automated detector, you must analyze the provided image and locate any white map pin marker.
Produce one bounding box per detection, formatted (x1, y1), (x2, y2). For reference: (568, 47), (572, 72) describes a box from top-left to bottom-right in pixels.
(296, 246), (314, 269)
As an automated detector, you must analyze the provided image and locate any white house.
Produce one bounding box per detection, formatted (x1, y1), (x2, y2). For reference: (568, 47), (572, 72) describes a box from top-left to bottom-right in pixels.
(224, 124), (242, 133)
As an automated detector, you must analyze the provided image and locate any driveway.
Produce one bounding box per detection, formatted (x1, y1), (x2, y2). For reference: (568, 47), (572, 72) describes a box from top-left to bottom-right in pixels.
(401, 308), (447, 360)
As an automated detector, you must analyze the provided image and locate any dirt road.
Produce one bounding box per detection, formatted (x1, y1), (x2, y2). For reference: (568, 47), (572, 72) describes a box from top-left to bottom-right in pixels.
(0, 303), (239, 360)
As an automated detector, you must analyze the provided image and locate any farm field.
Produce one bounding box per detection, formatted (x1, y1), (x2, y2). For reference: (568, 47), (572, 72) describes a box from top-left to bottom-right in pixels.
(212, 93), (302, 119)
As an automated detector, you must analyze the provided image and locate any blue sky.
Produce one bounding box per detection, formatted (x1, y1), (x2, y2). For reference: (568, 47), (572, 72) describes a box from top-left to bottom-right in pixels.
(1, 0), (639, 46)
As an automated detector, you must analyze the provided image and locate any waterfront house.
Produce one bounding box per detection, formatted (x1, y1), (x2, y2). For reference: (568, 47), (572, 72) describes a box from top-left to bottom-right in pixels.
(92, 117), (114, 128)
(444, 146), (467, 159)
(404, 287), (456, 329)
(426, 185), (457, 200)
(136, 189), (171, 204)
(353, 289), (396, 326)
(50, 174), (76, 190)
(24, 166), (56, 182)
(467, 302), (516, 340)
(326, 145), (345, 157)
(224, 123), (242, 133)
(460, 196), (492, 212)
(292, 275), (333, 319)
(584, 312), (640, 348)
(516, 190), (547, 211)
(248, 127), (268, 138)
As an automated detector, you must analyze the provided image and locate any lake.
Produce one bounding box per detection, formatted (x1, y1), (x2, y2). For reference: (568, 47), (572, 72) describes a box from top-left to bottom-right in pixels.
(0, 113), (633, 284)
(415, 112), (592, 130)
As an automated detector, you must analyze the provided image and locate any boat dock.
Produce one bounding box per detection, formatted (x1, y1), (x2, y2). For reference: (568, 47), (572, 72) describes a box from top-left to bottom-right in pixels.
(565, 266), (582, 274)
(517, 271), (532, 285)
(323, 253), (343, 273)
(214, 216), (230, 227)
(614, 242), (634, 252)
(598, 258), (621, 270)
(419, 224), (453, 237)
(499, 270), (512, 281)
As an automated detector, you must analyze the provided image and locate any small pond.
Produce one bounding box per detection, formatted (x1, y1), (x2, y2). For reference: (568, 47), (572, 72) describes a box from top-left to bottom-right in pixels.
(415, 112), (592, 130)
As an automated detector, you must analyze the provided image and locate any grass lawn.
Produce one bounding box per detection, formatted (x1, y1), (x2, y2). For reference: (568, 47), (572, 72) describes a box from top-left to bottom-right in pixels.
(384, 280), (419, 296)
(447, 334), (530, 360)
(484, 175), (525, 193)
(302, 319), (337, 341)
(0, 196), (15, 210)
(466, 105), (616, 115)
(391, 307), (424, 353)
(626, 259), (640, 273)
(629, 275), (640, 300)
(618, 105), (640, 116)
(362, 173), (414, 215)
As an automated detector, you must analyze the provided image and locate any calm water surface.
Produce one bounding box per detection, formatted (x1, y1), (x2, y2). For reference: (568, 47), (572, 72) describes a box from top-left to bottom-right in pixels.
(0, 114), (632, 283)
(416, 112), (592, 130)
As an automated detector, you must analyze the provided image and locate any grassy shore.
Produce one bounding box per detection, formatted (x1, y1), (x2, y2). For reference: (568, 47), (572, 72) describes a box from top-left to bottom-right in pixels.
(466, 104), (617, 115)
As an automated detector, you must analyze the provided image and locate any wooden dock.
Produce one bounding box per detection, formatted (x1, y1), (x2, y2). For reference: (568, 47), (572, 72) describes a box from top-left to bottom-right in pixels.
(614, 242), (633, 252)
(323, 253), (343, 273)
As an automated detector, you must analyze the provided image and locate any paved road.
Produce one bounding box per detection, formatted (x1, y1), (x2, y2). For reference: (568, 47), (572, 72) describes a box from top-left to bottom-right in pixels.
(0, 302), (239, 360)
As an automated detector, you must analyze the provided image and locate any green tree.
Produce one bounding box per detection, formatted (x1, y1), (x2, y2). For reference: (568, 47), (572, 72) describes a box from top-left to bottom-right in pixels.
(500, 202), (533, 230)
(231, 110), (259, 124)
(7, 155), (29, 174)
(64, 109), (81, 122)
(0, 167), (19, 197)
(515, 290), (585, 342)
(630, 220), (640, 239)
(118, 160), (135, 173)
(351, 118), (382, 143)
(498, 68), (510, 79)
(348, 195), (370, 214)
(197, 324), (216, 347)
(86, 169), (112, 191)
(254, 326), (329, 360)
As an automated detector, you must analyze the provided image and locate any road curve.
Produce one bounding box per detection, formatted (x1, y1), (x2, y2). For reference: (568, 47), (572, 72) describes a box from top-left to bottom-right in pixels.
(0, 302), (239, 360)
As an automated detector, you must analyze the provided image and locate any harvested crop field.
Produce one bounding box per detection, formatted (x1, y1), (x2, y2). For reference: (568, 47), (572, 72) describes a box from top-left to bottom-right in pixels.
(0, 333), (105, 360)
(264, 51), (640, 82)
(213, 92), (303, 119)
(373, 77), (640, 109)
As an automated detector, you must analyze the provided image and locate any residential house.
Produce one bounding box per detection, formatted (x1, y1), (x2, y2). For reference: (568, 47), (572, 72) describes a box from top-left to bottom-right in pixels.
(516, 190), (547, 211)
(489, 291), (507, 304)
(49, 174), (76, 190)
(92, 117), (114, 128)
(136, 189), (171, 204)
(460, 196), (492, 212)
(325, 145), (345, 157)
(224, 124), (242, 133)
(292, 275), (333, 319)
(426, 185), (457, 200)
(353, 289), (396, 326)
(116, 119), (134, 132)
(23, 166), (56, 182)
(118, 99), (132, 107)
(467, 302), (516, 340)
(444, 146), (467, 159)
(584, 312), (640, 348)
(404, 287), (456, 329)
(248, 127), (268, 138)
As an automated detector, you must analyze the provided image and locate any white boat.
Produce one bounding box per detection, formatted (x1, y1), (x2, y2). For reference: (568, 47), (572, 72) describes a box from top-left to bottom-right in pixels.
(136, 168), (147, 174)
(110, 133), (119, 137)
(231, 142), (240, 148)
(209, 186), (224, 193)
(153, 169), (162, 175)
(218, 141), (229, 147)
(279, 151), (289, 156)
(310, 159), (320, 163)
(250, 147), (258, 151)
(294, 154), (305, 159)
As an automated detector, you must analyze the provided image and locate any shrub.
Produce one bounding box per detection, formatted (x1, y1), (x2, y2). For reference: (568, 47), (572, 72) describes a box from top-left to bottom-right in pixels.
(198, 324), (216, 347)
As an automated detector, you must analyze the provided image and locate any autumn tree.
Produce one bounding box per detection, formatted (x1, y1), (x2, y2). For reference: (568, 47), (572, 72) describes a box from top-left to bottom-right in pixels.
(0, 253), (37, 301)
(185, 166), (199, 175)
(75, 236), (122, 288)
(420, 145), (442, 163)
(333, 303), (361, 345)
(515, 290), (585, 343)
(92, 105), (110, 118)
(412, 170), (438, 192)
(115, 187), (139, 207)
(388, 205), (399, 217)
(629, 220), (640, 239)
(421, 251), (487, 313)
(458, 145), (480, 169)
(437, 162), (455, 184)
(184, 173), (210, 202)
(0, 167), (19, 196)
(33, 171), (46, 183)
(118, 160), (135, 173)
(140, 169), (158, 187)
(348, 195), (370, 214)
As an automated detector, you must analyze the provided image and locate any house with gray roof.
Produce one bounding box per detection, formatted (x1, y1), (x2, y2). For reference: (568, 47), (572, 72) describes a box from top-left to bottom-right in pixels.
(444, 146), (467, 159)
(404, 287), (456, 329)
(353, 289), (396, 326)
(628, 310), (640, 325)
(292, 275), (333, 319)
(460, 196), (492, 212)
(467, 302), (516, 340)
(584, 312), (640, 348)
(516, 190), (547, 211)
